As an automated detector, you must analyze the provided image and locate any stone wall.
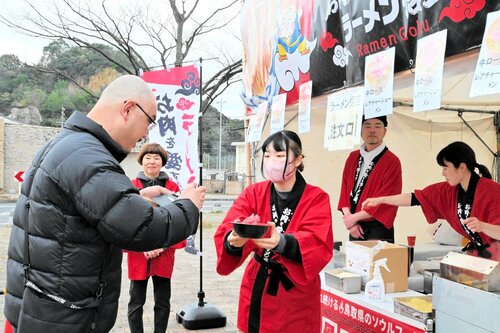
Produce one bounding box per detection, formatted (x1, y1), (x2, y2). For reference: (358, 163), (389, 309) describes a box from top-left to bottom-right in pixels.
(1, 120), (243, 198)
(1, 122), (147, 198)
(3, 123), (60, 195)
(0, 119), (4, 193)
(203, 179), (243, 195)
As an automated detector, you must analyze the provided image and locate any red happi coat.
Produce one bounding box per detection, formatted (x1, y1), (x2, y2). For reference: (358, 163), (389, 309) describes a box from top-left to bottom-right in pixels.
(415, 178), (500, 260)
(127, 178), (185, 280)
(338, 149), (402, 229)
(214, 180), (334, 333)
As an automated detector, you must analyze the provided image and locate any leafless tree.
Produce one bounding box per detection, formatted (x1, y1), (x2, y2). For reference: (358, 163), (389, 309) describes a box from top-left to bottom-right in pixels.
(0, 0), (242, 112)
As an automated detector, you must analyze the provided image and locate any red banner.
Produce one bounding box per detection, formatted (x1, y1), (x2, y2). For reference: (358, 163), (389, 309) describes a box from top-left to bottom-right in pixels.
(321, 289), (424, 333)
(142, 65), (200, 188)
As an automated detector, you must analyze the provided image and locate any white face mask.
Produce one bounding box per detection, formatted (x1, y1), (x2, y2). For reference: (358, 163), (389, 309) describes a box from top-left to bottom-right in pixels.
(264, 159), (296, 183)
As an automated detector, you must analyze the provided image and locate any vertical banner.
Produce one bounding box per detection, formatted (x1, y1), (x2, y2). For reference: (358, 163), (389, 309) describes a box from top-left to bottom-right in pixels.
(364, 47), (395, 119)
(324, 88), (364, 151)
(270, 93), (287, 135)
(413, 30), (447, 112)
(246, 101), (268, 142)
(298, 80), (312, 134)
(142, 65), (200, 188)
(470, 10), (500, 97)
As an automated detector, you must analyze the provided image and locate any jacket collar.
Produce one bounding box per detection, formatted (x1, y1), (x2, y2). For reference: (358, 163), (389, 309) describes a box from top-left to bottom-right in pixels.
(136, 171), (170, 181)
(64, 111), (128, 162)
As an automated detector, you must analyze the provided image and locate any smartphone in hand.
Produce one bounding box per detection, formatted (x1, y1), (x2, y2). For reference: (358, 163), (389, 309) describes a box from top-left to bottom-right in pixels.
(152, 194), (178, 207)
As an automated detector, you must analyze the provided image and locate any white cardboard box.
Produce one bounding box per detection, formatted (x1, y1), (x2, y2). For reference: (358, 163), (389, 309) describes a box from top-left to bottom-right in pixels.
(344, 241), (408, 293)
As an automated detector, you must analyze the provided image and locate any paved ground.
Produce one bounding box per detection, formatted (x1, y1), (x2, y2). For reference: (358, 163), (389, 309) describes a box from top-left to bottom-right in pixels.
(0, 211), (247, 333)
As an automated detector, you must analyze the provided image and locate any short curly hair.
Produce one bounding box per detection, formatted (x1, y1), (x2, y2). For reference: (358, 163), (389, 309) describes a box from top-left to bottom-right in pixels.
(137, 143), (168, 167)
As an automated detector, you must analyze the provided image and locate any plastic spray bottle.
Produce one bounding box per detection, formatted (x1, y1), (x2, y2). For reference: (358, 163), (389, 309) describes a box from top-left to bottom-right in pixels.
(364, 258), (390, 302)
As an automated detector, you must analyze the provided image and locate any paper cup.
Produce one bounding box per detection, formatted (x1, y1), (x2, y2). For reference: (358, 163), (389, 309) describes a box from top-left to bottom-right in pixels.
(407, 235), (416, 247)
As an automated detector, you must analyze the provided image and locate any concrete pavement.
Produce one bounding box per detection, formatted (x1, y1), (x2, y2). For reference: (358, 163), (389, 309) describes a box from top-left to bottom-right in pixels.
(0, 212), (247, 333)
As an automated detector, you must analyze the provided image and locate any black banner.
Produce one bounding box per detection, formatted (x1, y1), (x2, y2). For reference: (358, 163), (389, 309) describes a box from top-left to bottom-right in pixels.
(311, 0), (500, 96)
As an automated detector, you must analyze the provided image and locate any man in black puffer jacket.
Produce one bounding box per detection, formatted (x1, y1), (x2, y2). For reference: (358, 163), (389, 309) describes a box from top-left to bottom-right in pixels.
(4, 75), (206, 333)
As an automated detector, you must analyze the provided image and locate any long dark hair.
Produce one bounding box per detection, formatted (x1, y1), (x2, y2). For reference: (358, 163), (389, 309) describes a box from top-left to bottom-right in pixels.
(260, 130), (304, 179)
(436, 141), (492, 179)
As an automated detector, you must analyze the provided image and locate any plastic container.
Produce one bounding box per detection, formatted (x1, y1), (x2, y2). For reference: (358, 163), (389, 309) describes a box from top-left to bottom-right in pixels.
(393, 296), (433, 324)
(324, 269), (362, 294)
(440, 252), (500, 291)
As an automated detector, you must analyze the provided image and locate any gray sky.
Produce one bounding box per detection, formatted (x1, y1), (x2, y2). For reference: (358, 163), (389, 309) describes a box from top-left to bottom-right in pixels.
(0, 25), (48, 64)
(0, 0), (245, 118)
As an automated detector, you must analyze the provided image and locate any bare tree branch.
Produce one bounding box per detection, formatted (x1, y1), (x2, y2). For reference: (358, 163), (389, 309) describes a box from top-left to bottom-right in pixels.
(0, 0), (242, 111)
(202, 59), (242, 114)
(184, 0), (200, 21)
(182, 1), (239, 60)
(26, 64), (99, 100)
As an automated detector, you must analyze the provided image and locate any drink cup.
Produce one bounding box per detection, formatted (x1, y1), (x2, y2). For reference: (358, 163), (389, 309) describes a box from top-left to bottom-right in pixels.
(407, 235), (416, 247)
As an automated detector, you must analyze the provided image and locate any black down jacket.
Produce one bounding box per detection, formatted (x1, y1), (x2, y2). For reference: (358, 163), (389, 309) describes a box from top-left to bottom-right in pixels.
(4, 112), (199, 332)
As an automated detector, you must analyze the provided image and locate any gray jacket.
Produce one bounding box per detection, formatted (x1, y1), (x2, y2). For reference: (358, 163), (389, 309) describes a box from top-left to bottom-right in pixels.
(4, 112), (199, 332)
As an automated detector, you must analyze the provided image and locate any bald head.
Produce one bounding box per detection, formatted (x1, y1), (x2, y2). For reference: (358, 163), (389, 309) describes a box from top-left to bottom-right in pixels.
(87, 75), (157, 153)
(98, 75), (155, 106)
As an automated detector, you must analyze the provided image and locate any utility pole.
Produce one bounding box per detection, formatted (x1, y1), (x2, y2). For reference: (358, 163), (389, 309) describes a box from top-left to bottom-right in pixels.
(60, 107), (65, 128)
(218, 99), (226, 170)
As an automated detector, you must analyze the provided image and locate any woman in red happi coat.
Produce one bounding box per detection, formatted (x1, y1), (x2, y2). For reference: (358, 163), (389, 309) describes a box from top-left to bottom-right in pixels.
(214, 130), (334, 333)
(363, 141), (500, 260)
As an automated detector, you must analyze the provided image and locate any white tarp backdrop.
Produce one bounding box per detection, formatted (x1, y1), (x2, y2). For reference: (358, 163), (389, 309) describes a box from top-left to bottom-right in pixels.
(253, 49), (498, 245)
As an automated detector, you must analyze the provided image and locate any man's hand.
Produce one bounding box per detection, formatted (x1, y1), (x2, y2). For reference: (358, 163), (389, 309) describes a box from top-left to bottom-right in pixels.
(179, 182), (206, 210)
(252, 222), (280, 250)
(349, 224), (364, 239)
(140, 185), (171, 199)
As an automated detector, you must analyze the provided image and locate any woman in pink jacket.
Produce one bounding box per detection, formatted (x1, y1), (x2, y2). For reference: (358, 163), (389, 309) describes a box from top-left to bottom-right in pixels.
(127, 143), (184, 333)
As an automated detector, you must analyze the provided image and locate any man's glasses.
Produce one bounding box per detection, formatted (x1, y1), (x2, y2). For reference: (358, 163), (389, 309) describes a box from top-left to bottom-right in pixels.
(135, 102), (157, 131)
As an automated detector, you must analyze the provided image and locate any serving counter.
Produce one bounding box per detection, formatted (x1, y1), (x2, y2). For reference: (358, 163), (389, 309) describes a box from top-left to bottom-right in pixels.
(321, 272), (430, 333)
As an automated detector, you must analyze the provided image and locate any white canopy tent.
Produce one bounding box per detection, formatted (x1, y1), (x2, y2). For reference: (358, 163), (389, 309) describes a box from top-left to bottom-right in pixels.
(250, 49), (499, 245)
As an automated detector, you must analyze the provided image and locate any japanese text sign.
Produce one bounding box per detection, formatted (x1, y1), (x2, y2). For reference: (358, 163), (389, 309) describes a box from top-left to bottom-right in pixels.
(470, 10), (500, 97)
(142, 65), (200, 188)
(364, 47), (395, 119)
(247, 101), (268, 142)
(413, 30), (447, 112)
(324, 88), (363, 151)
(298, 80), (312, 134)
(270, 94), (287, 135)
(321, 289), (424, 333)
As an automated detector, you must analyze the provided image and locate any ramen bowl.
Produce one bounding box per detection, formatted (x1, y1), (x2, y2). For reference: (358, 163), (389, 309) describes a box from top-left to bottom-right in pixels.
(232, 221), (269, 238)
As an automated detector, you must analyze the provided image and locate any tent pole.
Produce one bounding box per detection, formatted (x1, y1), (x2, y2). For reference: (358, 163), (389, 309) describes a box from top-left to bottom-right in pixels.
(495, 111), (500, 184)
(457, 111), (500, 183)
